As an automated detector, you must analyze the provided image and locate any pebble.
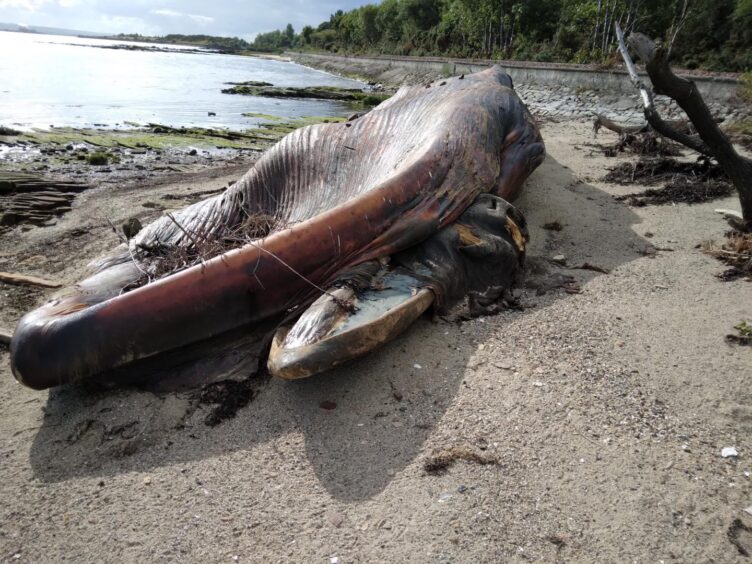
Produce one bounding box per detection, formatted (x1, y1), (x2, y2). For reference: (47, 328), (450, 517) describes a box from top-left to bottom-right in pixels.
(721, 447), (739, 458)
(143, 476), (152, 485)
(326, 511), (344, 528)
(552, 254), (567, 265)
(438, 492), (453, 503)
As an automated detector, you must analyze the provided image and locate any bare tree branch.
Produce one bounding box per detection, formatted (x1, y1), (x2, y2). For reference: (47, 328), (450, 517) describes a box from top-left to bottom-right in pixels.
(614, 22), (713, 156)
(614, 23), (752, 225)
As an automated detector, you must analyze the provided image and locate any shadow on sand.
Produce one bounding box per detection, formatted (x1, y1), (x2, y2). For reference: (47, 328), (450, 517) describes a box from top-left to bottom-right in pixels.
(27, 155), (649, 501)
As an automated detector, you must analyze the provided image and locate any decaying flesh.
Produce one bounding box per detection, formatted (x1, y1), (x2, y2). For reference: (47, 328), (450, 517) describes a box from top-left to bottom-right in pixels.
(10, 66), (544, 390)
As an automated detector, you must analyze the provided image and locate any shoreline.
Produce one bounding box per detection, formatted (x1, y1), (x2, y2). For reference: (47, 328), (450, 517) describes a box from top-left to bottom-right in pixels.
(0, 116), (347, 230)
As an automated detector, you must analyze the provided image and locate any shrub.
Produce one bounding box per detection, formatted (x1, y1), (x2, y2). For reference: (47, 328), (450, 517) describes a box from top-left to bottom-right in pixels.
(87, 152), (109, 166)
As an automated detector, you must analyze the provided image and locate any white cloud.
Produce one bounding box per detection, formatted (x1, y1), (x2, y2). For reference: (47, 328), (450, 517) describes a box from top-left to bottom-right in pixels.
(0, 0), (49, 11)
(150, 8), (213, 24)
(187, 13), (213, 24)
(152, 8), (181, 17)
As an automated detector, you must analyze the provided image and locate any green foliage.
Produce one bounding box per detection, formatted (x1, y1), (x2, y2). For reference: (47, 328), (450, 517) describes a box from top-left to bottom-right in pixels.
(735, 320), (752, 337)
(740, 72), (752, 102)
(266, 0), (750, 72)
(114, 33), (251, 53)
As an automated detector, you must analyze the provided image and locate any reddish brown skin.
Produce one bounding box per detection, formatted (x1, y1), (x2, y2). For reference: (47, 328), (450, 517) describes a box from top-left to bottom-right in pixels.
(11, 66), (544, 389)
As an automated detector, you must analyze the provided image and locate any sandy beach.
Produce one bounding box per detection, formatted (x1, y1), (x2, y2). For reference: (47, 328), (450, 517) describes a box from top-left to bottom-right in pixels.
(1, 69), (751, 561)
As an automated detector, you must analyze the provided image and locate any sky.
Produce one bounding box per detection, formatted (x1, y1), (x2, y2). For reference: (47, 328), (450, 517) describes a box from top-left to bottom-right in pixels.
(0, 0), (371, 40)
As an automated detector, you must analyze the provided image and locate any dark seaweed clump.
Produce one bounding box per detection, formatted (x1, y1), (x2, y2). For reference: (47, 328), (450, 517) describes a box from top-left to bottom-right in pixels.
(607, 157), (732, 206)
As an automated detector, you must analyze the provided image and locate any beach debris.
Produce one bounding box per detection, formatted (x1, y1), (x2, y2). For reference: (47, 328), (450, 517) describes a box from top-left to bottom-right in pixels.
(728, 519), (752, 556)
(704, 231), (752, 281)
(423, 445), (497, 475)
(573, 262), (610, 274)
(413, 363), (423, 370)
(0, 271), (62, 288)
(725, 321), (752, 346)
(552, 254), (567, 265)
(542, 220), (563, 231)
(606, 157), (732, 207)
(196, 378), (256, 426)
(0, 328), (12, 345)
(722, 447), (739, 458)
(592, 113), (688, 157)
(438, 492), (453, 503)
(745, 506), (752, 517)
(319, 400), (337, 411)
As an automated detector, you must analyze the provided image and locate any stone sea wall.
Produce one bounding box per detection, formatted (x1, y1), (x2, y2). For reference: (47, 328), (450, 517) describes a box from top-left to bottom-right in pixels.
(288, 52), (747, 123)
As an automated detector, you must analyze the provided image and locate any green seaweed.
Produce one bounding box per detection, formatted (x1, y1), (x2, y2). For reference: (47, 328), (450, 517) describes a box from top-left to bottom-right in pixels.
(243, 112), (284, 121)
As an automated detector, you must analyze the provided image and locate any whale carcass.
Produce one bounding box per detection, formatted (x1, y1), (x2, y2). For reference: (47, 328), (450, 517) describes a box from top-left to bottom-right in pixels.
(10, 66), (544, 390)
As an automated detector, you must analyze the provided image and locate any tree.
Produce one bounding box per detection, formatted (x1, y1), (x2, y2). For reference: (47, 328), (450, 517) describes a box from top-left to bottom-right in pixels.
(616, 24), (752, 227)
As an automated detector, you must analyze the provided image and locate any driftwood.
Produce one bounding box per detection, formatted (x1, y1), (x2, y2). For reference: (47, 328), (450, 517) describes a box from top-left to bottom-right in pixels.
(0, 172), (90, 227)
(593, 113), (693, 137)
(10, 66), (544, 390)
(615, 23), (752, 227)
(0, 271), (62, 288)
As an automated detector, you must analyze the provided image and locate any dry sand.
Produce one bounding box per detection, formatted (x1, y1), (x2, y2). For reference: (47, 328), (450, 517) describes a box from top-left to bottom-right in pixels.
(1, 119), (751, 562)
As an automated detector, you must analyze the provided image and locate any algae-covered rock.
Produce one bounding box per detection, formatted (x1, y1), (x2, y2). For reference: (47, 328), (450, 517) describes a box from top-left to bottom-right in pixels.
(221, 84), (390, 106)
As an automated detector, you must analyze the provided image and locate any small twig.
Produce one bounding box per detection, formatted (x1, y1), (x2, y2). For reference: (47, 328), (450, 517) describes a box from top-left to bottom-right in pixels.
(105, 217), (127, 245)
(571, 263), (610, 274)
(244, 239), (357, 313)
(0, 271), (62, 288)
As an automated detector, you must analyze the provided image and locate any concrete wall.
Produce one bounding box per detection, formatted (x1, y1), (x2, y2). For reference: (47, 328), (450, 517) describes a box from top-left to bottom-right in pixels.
(289, 52), (741, 105)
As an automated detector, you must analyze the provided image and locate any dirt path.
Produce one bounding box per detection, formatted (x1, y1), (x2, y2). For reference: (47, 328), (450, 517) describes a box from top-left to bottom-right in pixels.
(0, 121), (750, 562)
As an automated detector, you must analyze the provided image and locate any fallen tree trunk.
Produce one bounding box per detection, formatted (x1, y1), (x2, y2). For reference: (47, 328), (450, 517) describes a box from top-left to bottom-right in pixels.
(592, 113), (693, 137)
(615, 24), (752, 228)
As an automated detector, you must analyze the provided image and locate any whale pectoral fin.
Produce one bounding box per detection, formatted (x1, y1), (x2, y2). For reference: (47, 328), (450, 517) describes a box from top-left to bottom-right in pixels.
(268, 194), (529, 381)
(267, 272), (434, 380)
